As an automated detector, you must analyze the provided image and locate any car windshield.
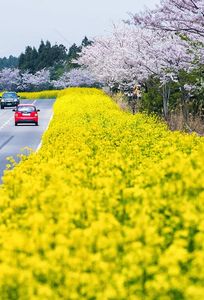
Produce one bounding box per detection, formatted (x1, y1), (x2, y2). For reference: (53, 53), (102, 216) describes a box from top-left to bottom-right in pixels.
(17, 106), (36, 113)
(2, 93), (17, 98)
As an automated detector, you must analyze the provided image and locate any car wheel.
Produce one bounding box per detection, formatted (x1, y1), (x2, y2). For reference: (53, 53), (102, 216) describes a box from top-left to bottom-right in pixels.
(1, 106), (4, 109)
(15, 122), (18, 126)
(35, 122), (38, 126)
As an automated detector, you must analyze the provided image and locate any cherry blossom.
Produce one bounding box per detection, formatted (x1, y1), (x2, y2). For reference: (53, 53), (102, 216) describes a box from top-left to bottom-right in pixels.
(52, 68), (97, 88)
(0, 68), (21, 91)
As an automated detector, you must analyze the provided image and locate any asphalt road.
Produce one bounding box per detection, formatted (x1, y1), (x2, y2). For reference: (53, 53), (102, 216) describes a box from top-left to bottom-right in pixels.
(0, 99), (55, 182)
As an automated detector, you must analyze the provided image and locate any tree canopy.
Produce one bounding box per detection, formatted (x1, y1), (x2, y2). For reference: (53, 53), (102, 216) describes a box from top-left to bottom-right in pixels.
(17, 37), (93, 75)
(0, 55), (19, 70)
(18, 41), (67, 73)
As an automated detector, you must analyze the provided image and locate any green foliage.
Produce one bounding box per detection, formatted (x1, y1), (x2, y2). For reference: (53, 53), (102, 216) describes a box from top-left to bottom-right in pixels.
(139, 77), (163, 114)
(18, 37), (93, 79)
(50, 64), (65, 81)
(140, 65), (204, 119)
(65, 37), (92, 70)
(0, 55), (19, 70)
(18, 41), (67, 73)
(66, 43), (81, 70)
(81, 36), (93, 47)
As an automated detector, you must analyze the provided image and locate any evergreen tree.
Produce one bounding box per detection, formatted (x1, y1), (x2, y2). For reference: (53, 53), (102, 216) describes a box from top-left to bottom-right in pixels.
(81, 36), (93, 47)
(31, 48), (38, 72)
(0, 56), (19, 69)
(66, 43), (81, 70)
(18, 40), (68, 73)
(17, 37), (92, 76)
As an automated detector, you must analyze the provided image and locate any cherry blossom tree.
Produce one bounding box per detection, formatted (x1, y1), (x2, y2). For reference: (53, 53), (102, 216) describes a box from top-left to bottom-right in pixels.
(0, 68), (21, 91)
(52, 68), (97, 89)
(132, 0), (204, 66)
(133, 0), (204, 39)
(78, 23), (194, 117)
(131, 0), (204, 119)
(0, 68), (51, 92)
(77, 0), (204, 119)
(21, 69), (51, 91)
(79, 24), (193, 81)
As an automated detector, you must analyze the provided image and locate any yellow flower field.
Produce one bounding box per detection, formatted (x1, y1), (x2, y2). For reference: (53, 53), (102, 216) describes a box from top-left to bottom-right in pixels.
(0, 90), (61, 99)
(19, 90), (61, 99)
(0, 88), (204, 299)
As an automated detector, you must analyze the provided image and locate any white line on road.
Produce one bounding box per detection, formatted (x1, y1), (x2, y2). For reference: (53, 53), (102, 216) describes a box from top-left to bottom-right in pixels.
(0, 116), (13, 131)
(0, 136), (14, 150)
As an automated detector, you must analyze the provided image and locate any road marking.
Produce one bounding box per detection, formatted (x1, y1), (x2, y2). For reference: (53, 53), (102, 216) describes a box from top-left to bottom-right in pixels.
(0, 116), (13, 131)
(0, 136), (14, 150)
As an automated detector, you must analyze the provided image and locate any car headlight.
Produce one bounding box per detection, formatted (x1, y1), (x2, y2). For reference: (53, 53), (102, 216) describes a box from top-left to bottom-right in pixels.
(1, 99), (5, 102)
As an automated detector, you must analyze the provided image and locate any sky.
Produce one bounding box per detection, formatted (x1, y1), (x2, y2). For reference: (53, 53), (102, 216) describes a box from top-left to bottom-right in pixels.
(0, 0), (159, 57)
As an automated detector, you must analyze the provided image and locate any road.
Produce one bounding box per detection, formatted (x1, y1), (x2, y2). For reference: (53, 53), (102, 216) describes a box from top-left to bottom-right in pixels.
(0, 99), (55, 182)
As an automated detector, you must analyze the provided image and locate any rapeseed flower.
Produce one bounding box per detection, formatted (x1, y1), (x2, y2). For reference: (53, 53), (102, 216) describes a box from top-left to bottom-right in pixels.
(0, 88), (203, 299)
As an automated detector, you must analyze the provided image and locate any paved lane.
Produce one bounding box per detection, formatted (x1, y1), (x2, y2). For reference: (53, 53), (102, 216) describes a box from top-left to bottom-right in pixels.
(0, 99), (55, 181)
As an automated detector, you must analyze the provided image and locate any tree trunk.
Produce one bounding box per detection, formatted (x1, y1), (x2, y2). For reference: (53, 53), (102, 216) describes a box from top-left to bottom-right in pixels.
(129, 96), (137, 115)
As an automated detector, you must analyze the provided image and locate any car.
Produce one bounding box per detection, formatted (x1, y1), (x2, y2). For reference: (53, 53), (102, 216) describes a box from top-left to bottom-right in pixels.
(13, 104), (40, 126)
(0, 92), (20, 109)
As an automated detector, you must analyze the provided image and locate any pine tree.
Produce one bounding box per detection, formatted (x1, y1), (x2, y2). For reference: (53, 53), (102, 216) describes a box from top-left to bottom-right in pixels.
(81, 36), (93, 47)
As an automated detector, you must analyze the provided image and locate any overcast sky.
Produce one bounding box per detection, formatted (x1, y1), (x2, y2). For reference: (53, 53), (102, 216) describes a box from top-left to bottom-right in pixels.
(0, 0), (159, 57)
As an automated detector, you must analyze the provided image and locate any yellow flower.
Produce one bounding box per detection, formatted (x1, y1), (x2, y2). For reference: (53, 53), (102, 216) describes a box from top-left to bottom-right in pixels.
(0, 87), (203, 299)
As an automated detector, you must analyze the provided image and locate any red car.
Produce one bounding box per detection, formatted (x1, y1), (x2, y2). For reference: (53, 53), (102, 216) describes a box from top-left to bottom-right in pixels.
(14, 104), (40, 126)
